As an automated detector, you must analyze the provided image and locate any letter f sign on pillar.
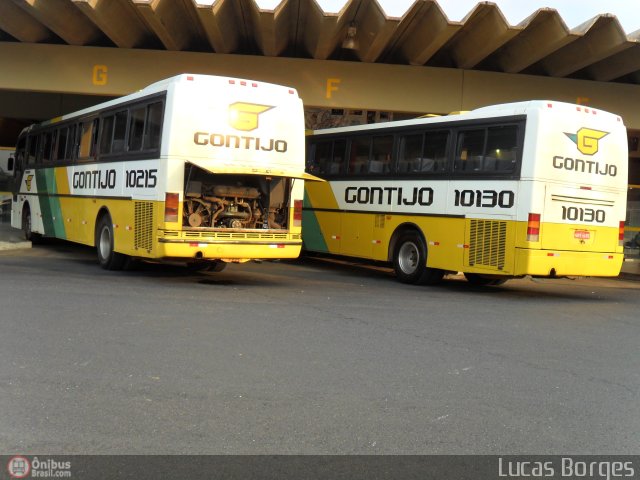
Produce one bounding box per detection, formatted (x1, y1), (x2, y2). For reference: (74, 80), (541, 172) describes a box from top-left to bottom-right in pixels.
(326, 78), (341, 99)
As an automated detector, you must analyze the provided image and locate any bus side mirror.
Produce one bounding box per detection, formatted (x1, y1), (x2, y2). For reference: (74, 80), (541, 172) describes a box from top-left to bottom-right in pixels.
(7, 157), (14, 172)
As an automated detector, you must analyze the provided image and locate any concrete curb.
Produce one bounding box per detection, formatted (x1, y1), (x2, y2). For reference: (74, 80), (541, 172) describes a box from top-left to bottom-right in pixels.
(0, 220), (32, 251)
(0, 240), (31, 251)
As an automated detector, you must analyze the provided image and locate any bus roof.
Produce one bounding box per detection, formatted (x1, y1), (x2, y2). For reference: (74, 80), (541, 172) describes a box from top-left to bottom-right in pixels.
(19, 73), (300, 136)
(309, 100), (624, 136)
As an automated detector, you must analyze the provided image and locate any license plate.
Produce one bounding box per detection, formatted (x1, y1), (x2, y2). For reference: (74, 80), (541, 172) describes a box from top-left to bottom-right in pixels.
(574, 230), (590, 240)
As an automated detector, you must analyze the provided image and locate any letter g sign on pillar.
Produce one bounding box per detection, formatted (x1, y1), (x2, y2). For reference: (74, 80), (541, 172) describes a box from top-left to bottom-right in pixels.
(92, 65), (108, 86)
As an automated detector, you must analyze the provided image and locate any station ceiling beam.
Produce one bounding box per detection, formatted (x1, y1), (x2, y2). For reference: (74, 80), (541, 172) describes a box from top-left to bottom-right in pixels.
(0, 42), (640, 127)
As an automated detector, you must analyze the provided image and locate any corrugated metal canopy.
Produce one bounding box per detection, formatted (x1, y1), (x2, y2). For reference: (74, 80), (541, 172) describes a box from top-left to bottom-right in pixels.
(0, 0), (639, 85)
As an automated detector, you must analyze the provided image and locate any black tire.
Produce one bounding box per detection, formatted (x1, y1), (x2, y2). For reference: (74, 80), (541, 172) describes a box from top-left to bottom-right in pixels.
(95, 214), (126, 270)
(392, 231), (444, 285)
(186, 260), (227, 273)
(464, 273), (508, 286)
(209, 260), (227, 273)
(21, 204), (41, 243)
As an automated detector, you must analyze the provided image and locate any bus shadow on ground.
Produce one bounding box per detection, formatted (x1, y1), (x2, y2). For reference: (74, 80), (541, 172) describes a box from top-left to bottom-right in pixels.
(25, 240), (295, 287)
(296, 255), (622, 302)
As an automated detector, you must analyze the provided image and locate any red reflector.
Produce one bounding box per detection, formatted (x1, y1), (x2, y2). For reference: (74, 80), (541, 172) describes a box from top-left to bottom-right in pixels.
(277, 244), (285, 249)
(252, 82), (258, 87)
(186, 75), (194, 81)
(229, 79), (235, 84)
(580, 186), (592, 190)
(165, 193), (179, 222)
(240, 81), (246, 86)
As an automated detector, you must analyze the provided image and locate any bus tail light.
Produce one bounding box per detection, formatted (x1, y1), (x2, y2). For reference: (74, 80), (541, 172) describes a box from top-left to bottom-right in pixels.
(165, 193), (179, 222)
(619, 221), (625, 246)
(293, 199), (303, 227)
(527, 213), (541, 242)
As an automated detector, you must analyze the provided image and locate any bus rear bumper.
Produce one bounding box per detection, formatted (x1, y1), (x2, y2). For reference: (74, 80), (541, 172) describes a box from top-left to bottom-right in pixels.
(156, 239), (303, 260)
(514, 248), (623, 277)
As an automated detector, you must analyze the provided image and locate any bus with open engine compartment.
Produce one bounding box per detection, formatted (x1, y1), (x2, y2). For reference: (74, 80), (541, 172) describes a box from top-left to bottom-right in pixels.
(11, 74), (317, 269)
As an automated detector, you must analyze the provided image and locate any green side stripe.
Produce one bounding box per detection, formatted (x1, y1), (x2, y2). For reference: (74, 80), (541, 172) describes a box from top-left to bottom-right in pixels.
(35, 169), (66, 239)
(302, 190), (328, 252)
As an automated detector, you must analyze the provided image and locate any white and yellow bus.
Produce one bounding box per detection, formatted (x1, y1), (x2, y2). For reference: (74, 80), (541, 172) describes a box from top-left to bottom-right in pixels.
(11, 74), (316, 269)
(303, 101), (628, 285)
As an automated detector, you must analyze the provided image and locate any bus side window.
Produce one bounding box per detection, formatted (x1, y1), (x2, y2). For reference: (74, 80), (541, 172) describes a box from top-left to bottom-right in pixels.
(423, 131), (449, 173)
(101, 114), (116, 155)
(54, 128), (64, 162)
(313, 141), (332, 175)
(91, 119), (100, 157)
(65, 124), (78, 161)
(128, 106), (146, 152)
(112, 110), (127, 153)
(349, 136), (371, 175)
(486, 125), (518, 172)
(79, 120), (94, 159)
(40, 131), (53, 164)
(398, 133), (423, 173)
(332, 139), (346, 174)
(369, 135), (393, 174)
(454, 129), (485, 173)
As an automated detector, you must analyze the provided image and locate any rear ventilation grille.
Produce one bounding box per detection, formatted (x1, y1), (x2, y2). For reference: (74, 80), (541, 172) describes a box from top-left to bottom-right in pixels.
(134, 202), (154, 252)
(469, 220), (506, 270)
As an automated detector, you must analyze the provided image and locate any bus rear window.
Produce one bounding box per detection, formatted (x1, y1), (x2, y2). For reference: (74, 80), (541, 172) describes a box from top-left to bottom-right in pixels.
(144, 101), (163, 150)
(454, 124), (518, 174)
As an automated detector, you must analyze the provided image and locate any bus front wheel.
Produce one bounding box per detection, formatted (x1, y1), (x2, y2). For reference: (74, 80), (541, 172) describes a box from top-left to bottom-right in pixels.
(96, 214), (126, 270)
(392, 232), (443, 285)
(21, 204), (41, 243)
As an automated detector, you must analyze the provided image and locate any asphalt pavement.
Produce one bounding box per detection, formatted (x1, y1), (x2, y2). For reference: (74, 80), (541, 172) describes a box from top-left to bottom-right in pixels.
(2, 212), (640, 279)
(2, 244), (640, 454)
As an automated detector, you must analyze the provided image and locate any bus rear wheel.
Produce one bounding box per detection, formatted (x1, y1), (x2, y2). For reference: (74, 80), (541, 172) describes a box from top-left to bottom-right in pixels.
(392, 232), (443, 285)
(464, 273), (508, 286)
(96, 214), (126, 270)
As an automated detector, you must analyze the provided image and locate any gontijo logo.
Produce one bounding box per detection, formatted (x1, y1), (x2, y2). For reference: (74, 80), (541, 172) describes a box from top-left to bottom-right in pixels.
(24, 174), (34, 192)
(228, 102), (274, 131)
(564, 127), (609, 156)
